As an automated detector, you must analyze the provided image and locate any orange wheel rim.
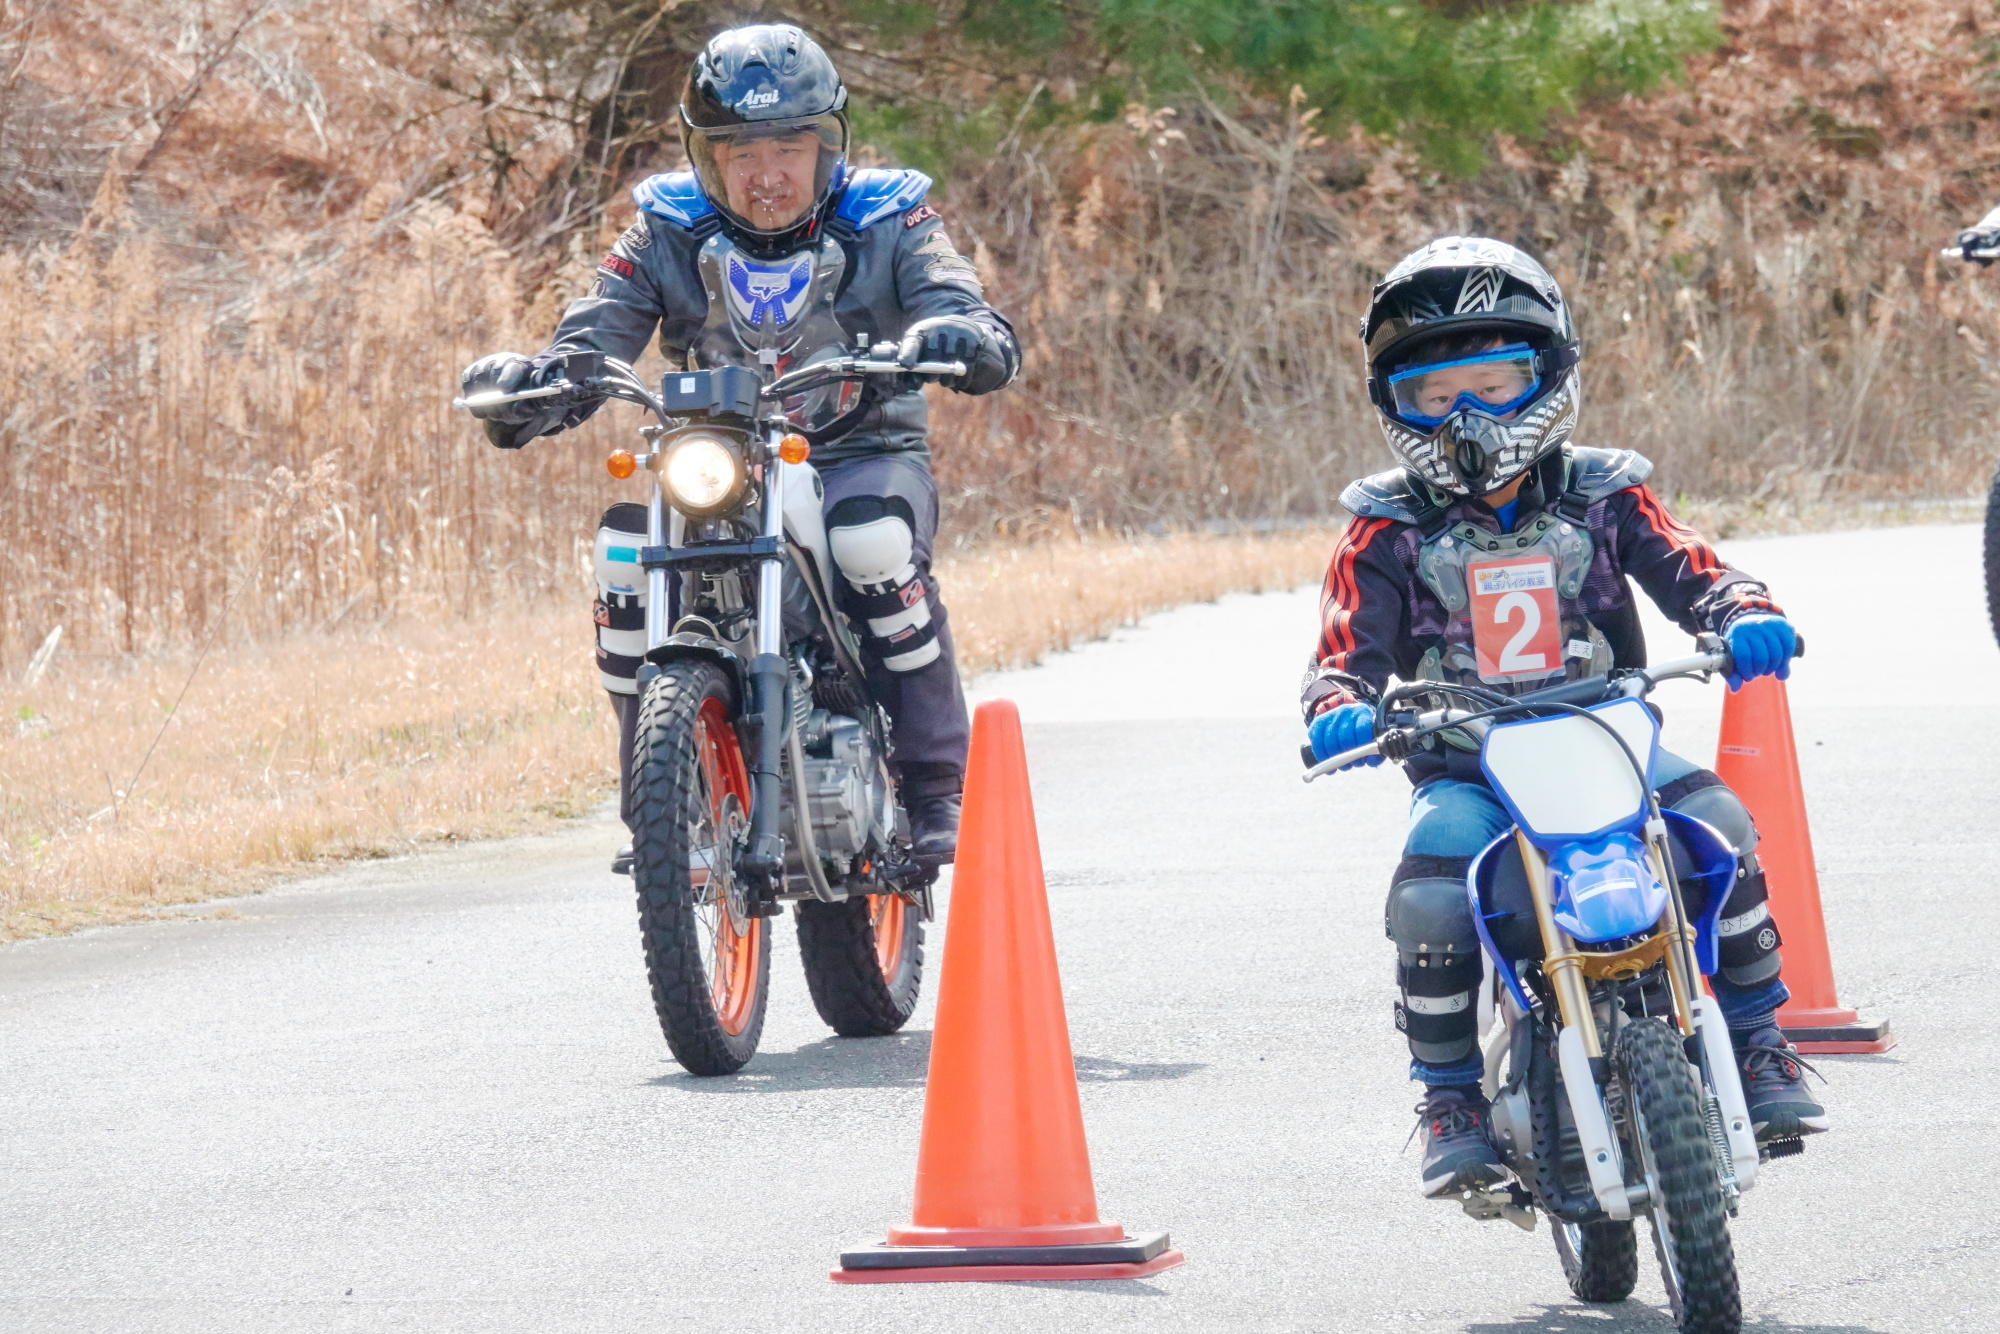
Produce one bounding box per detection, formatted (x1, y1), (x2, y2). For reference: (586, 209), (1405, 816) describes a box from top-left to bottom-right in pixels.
(692, 697), (761, 1036)
(868, 893), (906, 980)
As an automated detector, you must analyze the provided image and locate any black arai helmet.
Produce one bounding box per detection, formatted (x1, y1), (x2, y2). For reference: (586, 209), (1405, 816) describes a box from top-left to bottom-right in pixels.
(681, 24), (850, 260)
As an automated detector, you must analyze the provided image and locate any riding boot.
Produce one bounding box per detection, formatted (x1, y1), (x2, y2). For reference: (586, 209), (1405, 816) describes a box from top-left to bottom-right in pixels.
(898, 761), (963, 865)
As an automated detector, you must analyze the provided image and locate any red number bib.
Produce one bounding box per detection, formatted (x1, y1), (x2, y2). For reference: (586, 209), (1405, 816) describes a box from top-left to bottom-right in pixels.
(1467, 556), (1563, 683)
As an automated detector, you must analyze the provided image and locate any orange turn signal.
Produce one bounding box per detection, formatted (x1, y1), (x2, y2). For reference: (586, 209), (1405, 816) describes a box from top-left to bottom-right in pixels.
(606, 450), (637, 479)
(778, 433), (811, 465)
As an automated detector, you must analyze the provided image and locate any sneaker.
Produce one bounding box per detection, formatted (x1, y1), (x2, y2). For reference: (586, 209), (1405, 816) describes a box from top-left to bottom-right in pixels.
(1415, 1087), (1507, 1198)
(611, 845), (633, 876)
(909, 793), (961, 865)
(1736, 1026), (1828, 1140)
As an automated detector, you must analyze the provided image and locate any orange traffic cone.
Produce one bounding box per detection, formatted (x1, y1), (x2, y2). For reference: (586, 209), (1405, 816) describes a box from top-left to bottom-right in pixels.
(1713, 676), (1893, 1054)
(830, 699), (1185, 1284)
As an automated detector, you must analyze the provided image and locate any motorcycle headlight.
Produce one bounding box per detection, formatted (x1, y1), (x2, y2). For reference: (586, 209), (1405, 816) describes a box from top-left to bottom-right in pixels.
(660, 432), (748, 517)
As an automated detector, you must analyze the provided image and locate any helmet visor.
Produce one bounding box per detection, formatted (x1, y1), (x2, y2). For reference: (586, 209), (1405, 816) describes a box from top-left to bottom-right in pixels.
(687, 113), (847, 239)
(1385, 342), (1542, 429)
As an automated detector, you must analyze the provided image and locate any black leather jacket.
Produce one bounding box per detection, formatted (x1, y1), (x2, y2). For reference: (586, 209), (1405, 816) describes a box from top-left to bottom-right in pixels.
(506, 168), (1019, 467)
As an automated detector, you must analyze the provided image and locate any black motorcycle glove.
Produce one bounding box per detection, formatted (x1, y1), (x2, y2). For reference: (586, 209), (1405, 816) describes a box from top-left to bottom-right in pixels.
(459, 352), (549, 447)
(1959, 227), (2000, 265)
(897, 315), (1010, 394)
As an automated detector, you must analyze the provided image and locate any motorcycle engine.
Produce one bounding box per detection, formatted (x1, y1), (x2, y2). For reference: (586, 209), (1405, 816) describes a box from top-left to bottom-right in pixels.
(797, 710), (894, 871)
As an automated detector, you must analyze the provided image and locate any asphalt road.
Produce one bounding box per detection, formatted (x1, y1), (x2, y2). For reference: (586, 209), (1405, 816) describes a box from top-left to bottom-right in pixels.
(5, 523), (1996, 1333)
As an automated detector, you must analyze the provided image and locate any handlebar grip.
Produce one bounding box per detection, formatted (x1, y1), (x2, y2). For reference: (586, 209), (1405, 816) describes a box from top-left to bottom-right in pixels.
(453, 383), (567, 410)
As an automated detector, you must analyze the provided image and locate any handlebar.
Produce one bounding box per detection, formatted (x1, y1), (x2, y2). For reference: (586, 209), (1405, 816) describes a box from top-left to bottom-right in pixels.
(1298, 638), (1797, 783)
(452, 349), (968, 416)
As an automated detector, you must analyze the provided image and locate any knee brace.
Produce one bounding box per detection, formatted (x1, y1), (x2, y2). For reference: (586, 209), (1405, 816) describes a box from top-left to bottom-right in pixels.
(593, 502), (647, 696)
(1660, 770), (1783, 988)
(826, 495), (939, 673)
(1387, 856), (1483, 1068)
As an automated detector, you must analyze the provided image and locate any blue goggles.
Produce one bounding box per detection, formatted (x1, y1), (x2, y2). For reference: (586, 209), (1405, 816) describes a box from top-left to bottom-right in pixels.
(1385, 342), (1543, 429)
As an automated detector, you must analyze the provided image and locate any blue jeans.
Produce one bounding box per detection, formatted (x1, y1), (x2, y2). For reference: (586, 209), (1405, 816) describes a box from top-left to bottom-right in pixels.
(1401, 748), (1788, 1086)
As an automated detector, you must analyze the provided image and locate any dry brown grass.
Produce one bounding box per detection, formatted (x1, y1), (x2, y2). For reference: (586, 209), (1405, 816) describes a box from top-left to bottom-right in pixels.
(0, 525), (1338, 940)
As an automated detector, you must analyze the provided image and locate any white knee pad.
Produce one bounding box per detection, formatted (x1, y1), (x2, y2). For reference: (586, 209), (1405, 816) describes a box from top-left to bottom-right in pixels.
(828, 514), (916, 586)
(593, 521), (647, 695)
(828, 514), (939, 673)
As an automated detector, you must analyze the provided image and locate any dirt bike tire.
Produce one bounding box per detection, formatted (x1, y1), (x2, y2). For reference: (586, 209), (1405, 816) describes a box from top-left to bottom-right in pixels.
(1615, 1018), (1741, 1334)
(1552, 1217), (1639, 1303)
(631, 660), (770, 1076)
(795, 891), (924, 1037)
(1984, 460), (2000, 648)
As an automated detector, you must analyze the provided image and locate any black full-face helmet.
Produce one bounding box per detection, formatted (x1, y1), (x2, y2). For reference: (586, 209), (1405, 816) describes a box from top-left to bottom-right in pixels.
(1361, 237), (1582, 498)
(681, 24), (850, 259)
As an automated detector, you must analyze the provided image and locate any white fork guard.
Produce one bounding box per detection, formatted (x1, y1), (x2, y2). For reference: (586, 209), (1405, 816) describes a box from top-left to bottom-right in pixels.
(1692, 995), (1760, 1192)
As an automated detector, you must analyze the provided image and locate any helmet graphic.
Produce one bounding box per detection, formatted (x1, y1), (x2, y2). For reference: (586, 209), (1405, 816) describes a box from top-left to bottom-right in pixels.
(1361, 237), (1582, 497)
(681, 24), (849, 259)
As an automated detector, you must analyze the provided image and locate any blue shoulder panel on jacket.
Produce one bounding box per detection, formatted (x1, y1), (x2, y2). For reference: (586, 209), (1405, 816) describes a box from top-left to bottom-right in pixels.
(833, 168), (933, 229)
(631, 172), (716, 229)
(1340, 468), (1442, 524)
(1565, 446), (1653, 501)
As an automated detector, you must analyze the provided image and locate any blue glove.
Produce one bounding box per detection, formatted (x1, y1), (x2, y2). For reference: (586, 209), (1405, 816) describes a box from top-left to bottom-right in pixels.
(1724, 614), (1796, 691)
(1307, 701), (1382, 769)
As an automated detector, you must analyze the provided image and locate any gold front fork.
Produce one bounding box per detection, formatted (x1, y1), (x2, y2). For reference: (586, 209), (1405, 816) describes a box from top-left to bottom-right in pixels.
(1519, 830), (1601, 1057)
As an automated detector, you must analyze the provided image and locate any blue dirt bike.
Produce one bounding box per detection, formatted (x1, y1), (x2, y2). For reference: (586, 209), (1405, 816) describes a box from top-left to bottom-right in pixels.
(1304, 638), (1797, 1334)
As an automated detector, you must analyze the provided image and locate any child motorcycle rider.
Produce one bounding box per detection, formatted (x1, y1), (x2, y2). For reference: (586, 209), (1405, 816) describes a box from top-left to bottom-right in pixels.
(1302, 237), (1828, 1198)
(458, 24), (1020, 869)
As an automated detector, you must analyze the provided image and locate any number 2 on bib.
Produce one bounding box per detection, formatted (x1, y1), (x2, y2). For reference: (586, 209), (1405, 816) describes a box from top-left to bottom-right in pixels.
(1467, 556), (1562, 683)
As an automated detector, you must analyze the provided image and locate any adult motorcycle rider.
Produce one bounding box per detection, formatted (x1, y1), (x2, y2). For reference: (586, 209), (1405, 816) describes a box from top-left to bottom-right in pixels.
(1301, 237), (1828, 1198)
(459, 23), (1019, 870)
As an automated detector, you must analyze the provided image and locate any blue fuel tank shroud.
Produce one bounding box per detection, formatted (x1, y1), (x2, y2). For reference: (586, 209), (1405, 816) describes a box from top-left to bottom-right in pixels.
(1467, 809), (1738, 1013)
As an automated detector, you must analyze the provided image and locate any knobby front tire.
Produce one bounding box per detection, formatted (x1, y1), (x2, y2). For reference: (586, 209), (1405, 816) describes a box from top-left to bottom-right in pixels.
(1615, 1019), (1741, 1334)
(631, 661), (770, 1076)
(796, 891), (924, 1037)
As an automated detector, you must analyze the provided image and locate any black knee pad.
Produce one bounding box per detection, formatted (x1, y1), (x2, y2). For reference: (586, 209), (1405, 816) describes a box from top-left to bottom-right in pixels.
(1659, 768), (1757, 855)
(1385, 855), (1479, 951)
(1713, 852), (1784, 986)
(1395, 951), (1483, 1067)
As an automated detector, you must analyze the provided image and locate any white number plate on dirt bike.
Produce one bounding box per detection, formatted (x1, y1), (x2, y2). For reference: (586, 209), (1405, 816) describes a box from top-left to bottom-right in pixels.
(1467, 556), (1562, 683)
(1480, 696), (1659, 843)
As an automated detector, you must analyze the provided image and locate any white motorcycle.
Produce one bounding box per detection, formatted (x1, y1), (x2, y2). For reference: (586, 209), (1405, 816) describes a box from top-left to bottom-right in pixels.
(459, 345), (963, 1075)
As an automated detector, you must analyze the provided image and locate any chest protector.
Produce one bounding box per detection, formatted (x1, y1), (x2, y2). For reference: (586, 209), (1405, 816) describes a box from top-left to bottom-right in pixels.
(1413, 508), (1612, 699)
(690, 234), (856, 435)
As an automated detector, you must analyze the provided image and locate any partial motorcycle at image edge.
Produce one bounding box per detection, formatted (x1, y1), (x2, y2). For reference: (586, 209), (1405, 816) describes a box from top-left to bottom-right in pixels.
(1940, 238), (2000, 647)
(1303, 638), (1813, 1334)
(457, 346), (967, 1075)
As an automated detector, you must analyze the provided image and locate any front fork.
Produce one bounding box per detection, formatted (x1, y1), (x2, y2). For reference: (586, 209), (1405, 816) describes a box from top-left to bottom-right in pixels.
(1523, 813), (1755, 1217)
(740, 427), (791, 892)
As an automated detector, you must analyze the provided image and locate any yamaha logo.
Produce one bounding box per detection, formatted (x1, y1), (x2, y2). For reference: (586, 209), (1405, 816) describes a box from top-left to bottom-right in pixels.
(736, 88), (780, 110)
(1757, 927), (1778, 952)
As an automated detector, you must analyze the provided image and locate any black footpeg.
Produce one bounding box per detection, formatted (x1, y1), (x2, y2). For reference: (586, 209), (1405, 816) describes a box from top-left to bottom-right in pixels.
(1759, 1137), (1806, 1162)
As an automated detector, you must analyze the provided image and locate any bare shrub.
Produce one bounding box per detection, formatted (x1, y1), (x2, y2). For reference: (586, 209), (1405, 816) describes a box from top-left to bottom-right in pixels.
(5, 0), (1999, 676)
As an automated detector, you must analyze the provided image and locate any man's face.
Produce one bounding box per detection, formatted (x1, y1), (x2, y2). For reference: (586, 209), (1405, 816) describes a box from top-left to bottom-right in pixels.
(712, 130), (821, 231)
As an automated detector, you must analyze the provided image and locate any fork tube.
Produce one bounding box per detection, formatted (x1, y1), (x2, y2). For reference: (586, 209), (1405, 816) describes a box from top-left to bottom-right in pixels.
(644, 481), (668, 650)
(740, 434), (791, 889)
(755, 436), (786, 659)
(1521, 831), (1602, 1058)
